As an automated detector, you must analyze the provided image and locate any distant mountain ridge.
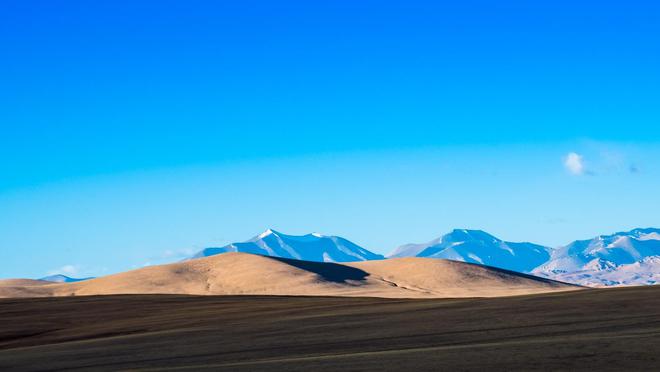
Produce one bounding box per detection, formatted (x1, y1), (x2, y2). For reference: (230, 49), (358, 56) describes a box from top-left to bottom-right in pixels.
(40, 274), (93, 283)
(388, 229), (552, 273)
(191, 229), (384, 263)
(533, 228), (660, 286)
(188, 227), (660, 287)
(536, 228), (660, 272)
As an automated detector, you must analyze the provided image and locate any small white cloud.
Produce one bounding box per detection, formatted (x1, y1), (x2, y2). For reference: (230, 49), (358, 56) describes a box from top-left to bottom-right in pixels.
(140, 247), (197, 268)
(564, 152), (586, 175)
(48, 264), (78, 276)
(160, 248), (195, 259)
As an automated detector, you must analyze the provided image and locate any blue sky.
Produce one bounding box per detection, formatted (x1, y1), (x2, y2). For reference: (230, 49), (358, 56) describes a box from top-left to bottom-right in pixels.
(1, 1), (659, 278)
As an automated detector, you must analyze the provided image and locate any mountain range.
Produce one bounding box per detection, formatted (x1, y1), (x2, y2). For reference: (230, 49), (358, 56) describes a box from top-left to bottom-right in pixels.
(187, 227), (660, 287)
(191, 229), (384, 262)
(532, 228), (660, 286)
(39, 274), (93, 283)
(388, 229), (551, 273)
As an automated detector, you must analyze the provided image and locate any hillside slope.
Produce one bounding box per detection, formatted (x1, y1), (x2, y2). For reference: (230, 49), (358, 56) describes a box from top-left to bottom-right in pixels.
(0, 253), (578, 299)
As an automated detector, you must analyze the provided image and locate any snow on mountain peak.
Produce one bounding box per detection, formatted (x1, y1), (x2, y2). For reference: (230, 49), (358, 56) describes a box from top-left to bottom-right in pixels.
(639, 232), (660, 241)
(192, 230), (383, 262)
(388, 229), (551, 273)
(533, 228), (660, 286)
(256, 228), (277, 239)
(447, 229), (497, 241)
(190, 227), (659, 287)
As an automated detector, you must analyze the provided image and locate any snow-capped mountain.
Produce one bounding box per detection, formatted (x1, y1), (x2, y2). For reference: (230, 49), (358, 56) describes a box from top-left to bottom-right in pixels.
(534, 257), (660, 287)
(388, 229), (552, 273)
(39, 274), (93, 283)
(187, 227), (660, 287)
(191, 229), (384, 262)
(533, 228), (660, 286)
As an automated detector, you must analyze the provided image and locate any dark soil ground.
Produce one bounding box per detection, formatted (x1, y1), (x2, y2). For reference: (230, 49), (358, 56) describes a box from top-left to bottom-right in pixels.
(1, 286), (659, 371)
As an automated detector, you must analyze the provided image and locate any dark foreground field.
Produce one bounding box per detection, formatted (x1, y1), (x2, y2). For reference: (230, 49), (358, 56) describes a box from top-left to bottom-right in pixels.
(1, 286), (659, 371)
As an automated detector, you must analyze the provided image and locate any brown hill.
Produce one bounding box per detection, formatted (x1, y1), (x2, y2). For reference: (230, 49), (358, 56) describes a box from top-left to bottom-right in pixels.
(0, 253), (579, 299)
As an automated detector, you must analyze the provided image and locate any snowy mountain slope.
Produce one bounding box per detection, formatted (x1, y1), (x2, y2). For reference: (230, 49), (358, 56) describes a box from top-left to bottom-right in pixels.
(535, 228), (660, 273)
(388, 229), (552, 273)
(191, 229), (384, 262)
(534, 256), (660, 287)
(182, 227), (659, 287)
(533, 228), (660, 286)
(39, 274), (93, 283)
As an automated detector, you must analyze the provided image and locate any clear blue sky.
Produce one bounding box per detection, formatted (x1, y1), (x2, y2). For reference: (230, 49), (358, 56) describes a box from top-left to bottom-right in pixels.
(1, 1), (659, 278)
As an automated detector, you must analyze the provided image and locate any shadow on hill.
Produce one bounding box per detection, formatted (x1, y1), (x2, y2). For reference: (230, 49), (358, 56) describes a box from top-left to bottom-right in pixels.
(454, 260), (583, 287)
(269, 257), (369, 284)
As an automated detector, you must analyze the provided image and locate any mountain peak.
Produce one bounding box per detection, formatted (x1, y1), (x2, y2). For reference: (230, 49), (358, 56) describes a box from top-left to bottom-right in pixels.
(445, 229), (499, 242)
(535, 227), (660, 286)
(193, 230), (383, 262)
(39, 274), (92, 283)
(627, 227), (660, 239)
(388, 228), (551, 273)
(628, 227), (660, 233)
(589, 227), (660, 241)
(256, 228), (281, 239)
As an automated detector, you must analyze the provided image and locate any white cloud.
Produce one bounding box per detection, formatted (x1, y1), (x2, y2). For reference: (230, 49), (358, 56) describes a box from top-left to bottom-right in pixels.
(161, 248), (195, 259)
(564, 152), (586, 175)
(140, 247), (198, 267)
(48, 264), (78, 276)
